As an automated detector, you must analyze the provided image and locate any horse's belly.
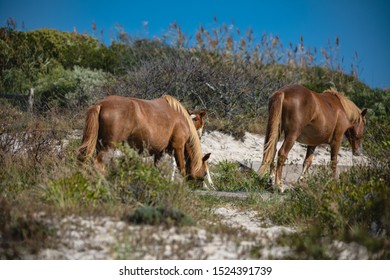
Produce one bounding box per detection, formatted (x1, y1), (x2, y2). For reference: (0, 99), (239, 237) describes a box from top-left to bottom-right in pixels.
(127, 132), (169, 154)
(297, 135), (319, 146)
(297, 129), (330, 146)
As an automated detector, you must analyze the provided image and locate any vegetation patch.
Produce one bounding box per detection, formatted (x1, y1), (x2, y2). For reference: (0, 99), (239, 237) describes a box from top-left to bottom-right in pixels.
(266, 163), (390, 259)
(212, 161), (268, 192)
(0, 199), (55, 259)
(123, 206), (194, 227)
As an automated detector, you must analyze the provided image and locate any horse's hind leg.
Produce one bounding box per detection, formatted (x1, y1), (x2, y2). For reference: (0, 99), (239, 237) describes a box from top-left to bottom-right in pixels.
(95, 151), (106, 173)
(299, 145), (316, 181)
(330, 141), (341, 177)
(95, 144), (114, 174)
(276, 135), (297, 192)
(269, 146), (278, 184)
(266, 161), (276, 188)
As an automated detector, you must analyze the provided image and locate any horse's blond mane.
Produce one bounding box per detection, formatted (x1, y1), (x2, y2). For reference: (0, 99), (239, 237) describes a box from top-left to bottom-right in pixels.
(162, 95), (203, 172)
(323, 88), (363, 124)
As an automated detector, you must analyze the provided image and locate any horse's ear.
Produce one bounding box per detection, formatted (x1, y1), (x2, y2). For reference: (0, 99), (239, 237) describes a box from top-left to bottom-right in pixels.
(187, 109), (193, 115)
(202, 153), (211, 162)
(199, 111), (207, 117)
(361, 108), (368, 117)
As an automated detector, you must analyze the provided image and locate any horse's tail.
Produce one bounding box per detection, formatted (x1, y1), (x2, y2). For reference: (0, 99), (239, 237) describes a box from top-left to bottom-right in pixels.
(77, 104), (101, 162)
(258, 91), (284, 175)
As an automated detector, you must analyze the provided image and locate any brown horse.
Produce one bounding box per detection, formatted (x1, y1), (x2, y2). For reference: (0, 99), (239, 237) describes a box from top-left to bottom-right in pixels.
(258, 84), (367, 192)
(188, 110), (207, 139)
(78, 95), (213, 188)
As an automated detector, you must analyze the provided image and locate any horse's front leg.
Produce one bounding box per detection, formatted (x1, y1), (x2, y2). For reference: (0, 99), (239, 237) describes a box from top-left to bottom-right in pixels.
(299, 145), (316, 181)
(153, 152), (163, 165)
(173, 146), (186, 177)
(330, 143), (340, 177)
(170, 154), (177, 182)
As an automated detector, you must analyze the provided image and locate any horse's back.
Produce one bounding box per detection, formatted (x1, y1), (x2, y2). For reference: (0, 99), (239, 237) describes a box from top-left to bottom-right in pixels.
(276, 84), (316, 103)
(278, 84), (313, 95)
(276, 84), (345, 117)
(275, 84), (318, 122)
(277, 84), (345, 111)
(98, 95), (172, 123)
(97, 95), (188, 152)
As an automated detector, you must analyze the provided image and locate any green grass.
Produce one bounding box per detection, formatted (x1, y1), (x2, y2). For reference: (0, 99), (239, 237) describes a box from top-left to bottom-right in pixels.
(211, 161), (269, 192)
(262, 163), (390, 259)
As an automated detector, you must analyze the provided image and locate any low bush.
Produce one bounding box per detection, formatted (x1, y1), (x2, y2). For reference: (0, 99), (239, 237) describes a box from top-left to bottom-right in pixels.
(211, 161), (268, 192)
(123, 206), (194, 227)
(269, 162), (390, 259)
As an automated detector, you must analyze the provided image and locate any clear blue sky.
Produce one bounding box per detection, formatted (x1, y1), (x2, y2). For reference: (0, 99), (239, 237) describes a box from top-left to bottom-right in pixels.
(1, 0), (389, 89)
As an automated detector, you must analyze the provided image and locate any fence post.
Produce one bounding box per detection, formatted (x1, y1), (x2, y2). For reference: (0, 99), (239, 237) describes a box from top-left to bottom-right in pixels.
(28, 88), (34, 112)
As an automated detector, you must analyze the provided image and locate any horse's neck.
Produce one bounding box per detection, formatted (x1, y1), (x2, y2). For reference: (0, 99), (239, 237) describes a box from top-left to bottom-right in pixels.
(185, 142), (201, 176)
(326, 92), (359, 123)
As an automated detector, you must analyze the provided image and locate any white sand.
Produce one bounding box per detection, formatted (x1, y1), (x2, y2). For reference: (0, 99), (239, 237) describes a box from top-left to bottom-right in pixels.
(201, 131), (368, 169)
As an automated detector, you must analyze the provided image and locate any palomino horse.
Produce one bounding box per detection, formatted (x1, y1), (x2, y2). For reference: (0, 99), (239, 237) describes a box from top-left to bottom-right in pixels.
(78, 95), (213, 188)
(258, 84), (367, 192)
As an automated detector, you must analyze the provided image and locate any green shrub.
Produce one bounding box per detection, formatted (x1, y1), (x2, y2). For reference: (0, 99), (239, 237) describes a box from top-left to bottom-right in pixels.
(34, 65), (76, 109)
(34, 65), (110, 110)
(44, 171), (112, 208)
(65, 66), (111, 107)
(108, 145), (180, 207)
(211, 161), (268, 192)
(123, 206), (194, 227)
(271, 163), (390, 258)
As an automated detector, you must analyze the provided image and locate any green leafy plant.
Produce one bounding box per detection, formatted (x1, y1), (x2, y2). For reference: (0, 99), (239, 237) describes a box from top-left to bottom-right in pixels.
(44, 171), (112, 208)
(123, 206), (194, 227)
(270, 163), (390, 259)
(211, 161), (268, 192)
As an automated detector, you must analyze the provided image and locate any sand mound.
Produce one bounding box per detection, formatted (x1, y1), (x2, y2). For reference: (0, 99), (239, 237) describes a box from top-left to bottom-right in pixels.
(201, 131), (368, 168)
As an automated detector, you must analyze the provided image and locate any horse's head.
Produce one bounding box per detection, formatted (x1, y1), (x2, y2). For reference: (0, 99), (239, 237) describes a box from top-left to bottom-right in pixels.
(188, 110), (207, 139)
(345, 108), (367, 156)
(188, 153), (214, 189)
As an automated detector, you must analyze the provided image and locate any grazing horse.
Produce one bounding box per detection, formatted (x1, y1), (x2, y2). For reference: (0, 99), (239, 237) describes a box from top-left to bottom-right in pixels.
(78, 95), (213, 188)
(258, 84), (367, 192)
